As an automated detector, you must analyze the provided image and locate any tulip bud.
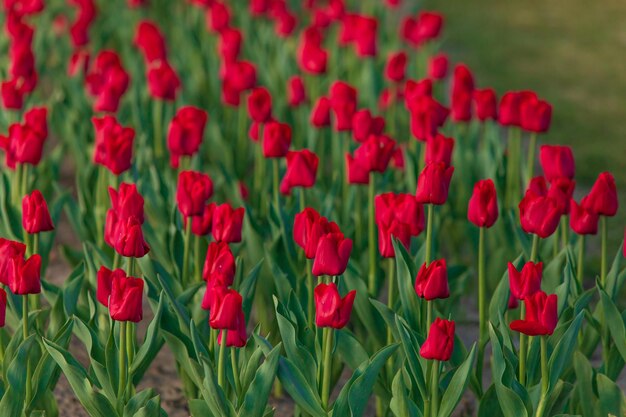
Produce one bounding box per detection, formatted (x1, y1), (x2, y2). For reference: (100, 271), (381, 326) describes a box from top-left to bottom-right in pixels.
(415, 259), (449, 300)
(288, 76), (306, 107)
(425, 133), (454, 167)
(311, 233), (352, 276)
(92, 116), (135, 175)
(508, 261), (542, 301)
(22, 190), (54, 234)
(451, 91), (472, 122)
(569, 198), (599, 235)
(404, 79), (432, 109)
(176, 170), (214, 217)
(510, 291), (558, 336)
(420, 317), (454, 361)
(217, 309), (247, 347)
(247, 87), (272, 123)
(167, 106), (208, 168)
(467, 179), (499, 228)
(203, 241), (236, 284)
(293, 208), (340, 259)
(353, 134), (396, 174)
(539, 145), (575, 182)
(518, 191), (561, 238)
(209, 288), (243, 330)
(133, 21), (167, 63)
(473, 88), (498, 121)
(147, 61), (181, 101)
(329, 81), (358, 132)
(206, 1), (230, 33)
(428, 53), (448, 80)
(109, 274), (144, 322)
(212, 203), (244, 243)
(109, 183), (145, 225)
(0, 238), (26, 285)
(415, 162), (454, 205)
(262, 121), (291, 158)
(582, 172), (618, 217)
(1, 80), (24, 110)
(8, 254), (41, 295)
(310, 96), (331, 128)
(346, 153), (370, 185)
(385, 51), (407, 83)
(409, 96), (449, 141)
(314, 282), (356, 329)
(97, 266), (127, 307)
(114, 217), (150, 258)
(520, 98), (552, 133)
(376, 193), (424, 257)
(189, 202), (216, 236)
(280, 149), (319, 195)
(498, 91), (537, 127)
(218, 27), (242, 62)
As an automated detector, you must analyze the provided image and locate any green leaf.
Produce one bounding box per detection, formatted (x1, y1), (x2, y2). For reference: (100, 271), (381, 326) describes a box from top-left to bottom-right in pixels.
(131, 293), (165, 384)
(390, 367), (422, 417)
(438, 344), (477, 417)
(395, 316), (427, 401)
(392, 238), (421, 330)
(598, 288), (626, 364)
(189, 399), (213, 417)
(238, 345), (280, 417)
(0, 335), (37, 417)
(239, 259), (263, 319)
(548, 312), (583, 389)
(596, 374), (624, 416)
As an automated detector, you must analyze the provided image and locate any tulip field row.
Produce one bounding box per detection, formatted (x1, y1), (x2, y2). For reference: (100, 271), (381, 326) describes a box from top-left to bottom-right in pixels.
(0, 0), (624, 416)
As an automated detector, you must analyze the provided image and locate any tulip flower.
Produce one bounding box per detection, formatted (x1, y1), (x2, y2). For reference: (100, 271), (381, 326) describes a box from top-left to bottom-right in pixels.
(287, 76), (306, 107)
(508, 261), (542, 301)
(109, 274), (144, 322)
(415, 259), (449, 300)
(97, 266), (127, 307)
(547, 177), (575, 215)
(569, 198), (599, 235)
(346, 154), (370, 185)
(203, 241), (236, 284)
(167, 106), (208, 168)
(473, 88), (498, 121)
(147, 60), (181, 101)
(520, 98), (552, 133)
(385, 51), (407, 83)
(510, 291), (558, 336)
(8, 253), (41, 295)
(217, 310), (247, 347)
(498, 90), (537, 127)
(452, 64), (474, 98)
(409, 96), (449, 141)
(420, 317), (455, 361)
(92, 116), (135, 175)
(451, 91), (472, 122)
(280, 149), (319, 195)
(0, 239), (26, 285)
(189, 202), (216, 236)
(133, 20), (167, 63)
(314, 283), (356, 329)
(218, 27), (242, 62)
(353, 134), (396, 173)
(22, 190), (54, 234)
(539, 145), (575, 182)
(1, 80), (24, 110)
(85, 50), (129, 113)
(114, 217), (150, 258)
(428, 53), (449, 80)
(293, 208), (340, 259)
(582, 172), (618, 217)
(262, 120), (291, 158)
(176, 170), (214, 218)
(297, 29), (328, 75)
(352, 109), (384, 143)
(425, 133), (454, 167)
(222, 60), (257, 94)
(201, 274), (231, 311)
(415, 162), (454, 205)
(310, 96), (331, 128)
(109, 183), (144, 225)
(209, 288), (243, 330)
(518, 191), (561, 238)
(247, 87), (272, 123)
(312, 233), (352, 276)
(375, 193), (424, 257)
(329, 82), (358, 132)
(401, 11), (443, 47)
(206, 1), (230, 33)
(0, 117), (47, 169)
(468, 179), (499, 228)
(404, 79), (432, 108)
(212, 203), (244, 243)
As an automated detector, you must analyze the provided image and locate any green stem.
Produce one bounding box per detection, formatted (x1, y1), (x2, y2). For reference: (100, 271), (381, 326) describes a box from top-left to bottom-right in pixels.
(126, 322), (135, 391)
(153, 99), (164, 159)
(386, 257), (396, 345)
(477, 227), (486, 391)
(231, 347), (241, 398)
(535, 336), (549, 417)
(321, 327), (333, 411)
(530, 234), (539, 262)
(218, 330), (228, 388)
(23, 295), (31, 408)
(431, 360), (440, 417)
(600, 216), (607, 287)
(367, 173), (376, 295)
(21, 163), (29, 200)
(118, 321), (127, 404)
(519, 302), (527, 387)
(526, 133), (536, 184)
(577, 235), (585, 287)
(426, 300), (433, 334)
(272, 158), (280, 209)
(182, 219), (192, 286)
(425, 204), (434, 265)
(194, 235), (202, 283)
(307, 259), (314, 329)
(560, 216), (568, 249)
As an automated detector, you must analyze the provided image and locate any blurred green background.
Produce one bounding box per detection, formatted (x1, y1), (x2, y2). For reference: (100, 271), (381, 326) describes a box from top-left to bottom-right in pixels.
(423, 0), (626, 241)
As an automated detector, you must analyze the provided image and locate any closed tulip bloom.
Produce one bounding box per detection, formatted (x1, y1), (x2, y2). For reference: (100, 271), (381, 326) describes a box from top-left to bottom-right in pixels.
(420, 318), (455, 361)
(274, 10), (296, 37)
(1, 79), (24, 110)
(288, 76), (306, 107)
(391, 145), (405, 171)
(353, 134), (396, 173)
(293, 208), (340, 259)
(8, 254), (41, 295)
(298, 40), (328, 74)
(0, 288), (6, 327)
(134, 20), (167, 63)
(311, 96), (331, 128)
(247, 87), (272, 123)
(314, 282), (356, 329)
(212, 203), (245, 243)
(329, 81), (358, 131)
(209, 288), (243, 330)
(22, 190), (54, 234)
(547, 178), (575, 215)
(539, 145), (575, 182)
(312, 233), (353, 276)
(404, 79), (433, 109)
(0, 122), (46, 169)
(468, 179), (499, 228)
(415, 162), (454, 205)
(203, 241), (236, 284)
(177, 171), (214, 217)
(354, 15), (377, 57)
(109, 183), (144, 224)
(0, 239), (26, 285)
(377, 218), (410, 257)
(206, 1), (230, 33)
(24, 107), (47, 138)
(510, 291), (558, 336)
(473, 88), (498, 121)
(385, 51), (407, 83)
(167, 106), (208, 168)
(401, 12), (443, 47)
(352, 109), (378, 143)
(425, 133), (454, 167)
(115, 217), (150, 258)
(97, 266), (127, 307)
(415, 259), (449, 300)
(217, 309), (247, 347)
(222, 60), (257, 93)
(428, 53), (448, 80)
(451, 91), (472, 122)
(109, 274), (144, 322)
(201, 274), (230, 311)
(499, 91), (537, 127)
(147, 61), (181, 101)
(528, 176), (548, 197)
(376, 192), (425, 235)
(409, 96), (449, 141)
(280, 149), (319, 195)
(262, 121), (291, 158)
(346, 153), (370, 184)
(92, 116), (135, 175)
(569, 198), (599, 235)
(451, 64), (474, 98)
(518, 191), (561, 238)
(520, 98), (552, 133)
(582, 172), (618, 217)
(508, 261), (542, 301)
(189, 202), (216, 236)
(218, 27), (242, 62)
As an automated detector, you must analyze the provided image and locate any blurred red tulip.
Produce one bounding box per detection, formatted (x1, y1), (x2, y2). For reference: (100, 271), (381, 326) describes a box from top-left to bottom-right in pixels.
(415, 162), (454, 205)
(569, 198), (599, 235)
(22, 190), (54, 234)
(212, 203), (244, 243)
(92, 115), (134, 175)
(177, 170), (214, 218)
(314, 282), (356, 329)
(312, 233), (352, 276)
(262, 121), (291, 157)
(467, 179), (499, 228)
(167, 106), (208, 168)
(280, 149), (319, 195)
(582, 172), (618, 216)
(539, 145), (575, 182)
(415, 259), (449, 300)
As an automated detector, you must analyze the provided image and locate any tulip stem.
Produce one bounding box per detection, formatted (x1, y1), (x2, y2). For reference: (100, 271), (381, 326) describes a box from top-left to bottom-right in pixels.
(530, 234), (539, 262)
(231, 348), (241, 398)
(118, 321), (127, 405)
(431, 360), (440, 417)
(307, 259), (314, 329)
(367, 173), (377, 295)
(560, 216), (568, 249)
(477, 227), (486, 391)
(519, 302), (527, 387)
(425, 204), (434, 265)
(194, 235), (202, 282)
(321, 327), (333, 411)
(577, 235), (585, 287)
(218, 330), (228, 388)
(535, 336), (549, 417)
(153, 99), (164, 160)
(600, 216), (607, 287)
(526, 133), (537, 184)
(182, 219), (192, 286)
(426, 300), (433, 334)
(23, 295), (31, 408)
(272, 158), (280, 209)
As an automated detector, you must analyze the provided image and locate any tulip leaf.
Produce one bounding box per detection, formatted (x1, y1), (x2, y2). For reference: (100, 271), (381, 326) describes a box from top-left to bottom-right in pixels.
(0, 335), (37, 417)
(335, 330), (370, 373)
(275, 300), (317, 384)
(343, 263), (386, 345)
(489, 254), (523, 328)
(477, 386), (505, 417)
(395, 316), (428, 402)
(598, 288), (626, 364)
(437, 343), (477, 417)
(596, 374), (625, 416)
(548, 311), (583, 390)
(392, 238), (421, 331)
(390, 366), (422, 417)
(605, 242), (623, 299)
(238, 344), (280, 417)
(239, 259), (264, 319)
(188, 399), (212, 417)
(370, 299), (400, 342)
(131, 292), (166, 384)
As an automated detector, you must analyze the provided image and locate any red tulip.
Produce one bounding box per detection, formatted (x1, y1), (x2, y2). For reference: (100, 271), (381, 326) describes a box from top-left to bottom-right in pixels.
(310, 96), (331, 128)
(569, 198), (599, 235)
(209, 288), (243, 330)
(539, 145), (575, 182)
(375, 193), (424, 257)
(473, 88), (498, 121)
(314, 282), (356, 329)
(147, 60), (181, 101)
(92, 116), (134, 175)
(428, 53), (448, 80)
(415, 162), (454, 205)
(218, 27), (242, 62)
(134, 20), (167, 63)
(212, 203), (244, 243)
(385, 51), (407, 83)
(167, 106), (208, 168)
(499, 91), (537, 127)
(518, 191), (561, 238)
(0, 118), (47, 169)
(468, 179), (499, 228)
(582, 172), (618, 217)
(420, 317), (455, 361)
(114, 217), (150, 258)
(109, 274), (144, 322)
(288, 76), (306, 107)
(0, 238), (26, 285)
(97, 266), (126, 307)
(22, 190), (54, 234)
(85, 50), (129, 113)
(247, 87), (273, 123)
(206, 1), (230, 33)
(1, 79), (24, 110)
(425, 133), (454, 167)
(510, 291), (558, 336)
(354, 15), (378, 57)
(409, 96), (449, 141)
(415, 259), (449, 300)
(293, 208), (340, 259)
(404, 79), (432, 109)
(346, 153), (370, 185)
(547, 177), (575, 215)
(508, 261), (542, 301)
(8, 253), (41, 295)
(201, 273), (230, 311)
(353, 134), (396, 173)
(520, 97), (552, 133)
(189, 202), (216, 236)
(262, 121), (291, 158)
(68, 50), (89, 78)
(352, 109), (385, 143)
(177, 170), (214, 217)
(329, 81), (358, 131)
(109, 183), (145, 225)
(203, 241), (235, 284)
(222, 60), (257, 93)
(312, 233), (352, 276)
(297, 27), (327, 74)
(401, 11), (443, 47)
(451, 91), (472, 122)
(217, 309), (247, 347)
(274, 10), (296, 37)
(280, 149), (319, 195)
